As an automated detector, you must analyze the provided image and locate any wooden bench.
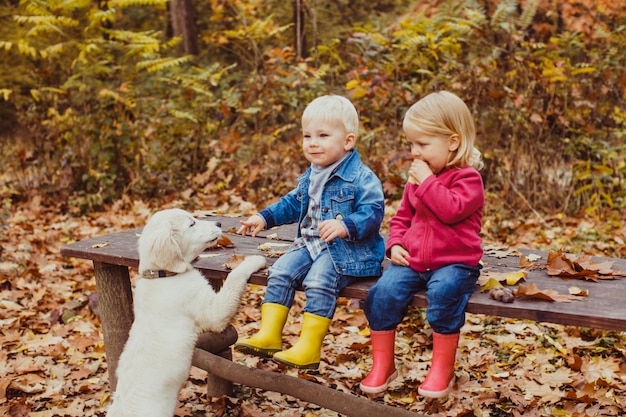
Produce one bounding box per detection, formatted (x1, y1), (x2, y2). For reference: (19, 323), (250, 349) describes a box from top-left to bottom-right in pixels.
(60, 214), (626, 417)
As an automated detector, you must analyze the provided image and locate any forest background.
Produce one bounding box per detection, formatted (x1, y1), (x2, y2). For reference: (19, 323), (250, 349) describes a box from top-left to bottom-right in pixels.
(0, 0), (625, 416)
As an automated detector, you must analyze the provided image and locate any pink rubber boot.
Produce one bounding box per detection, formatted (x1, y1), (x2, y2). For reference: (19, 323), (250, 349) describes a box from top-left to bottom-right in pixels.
(360, 329), (398, 394)
(418, 332), (459, 398)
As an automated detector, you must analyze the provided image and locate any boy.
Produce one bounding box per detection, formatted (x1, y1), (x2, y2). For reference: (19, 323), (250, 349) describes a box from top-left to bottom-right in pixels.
(235, 95), (385, 369)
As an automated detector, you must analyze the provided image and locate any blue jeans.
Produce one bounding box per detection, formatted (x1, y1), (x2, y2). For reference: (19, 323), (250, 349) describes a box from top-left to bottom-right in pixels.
(364, 263), (481, 334)
(263, 246), (357, 318)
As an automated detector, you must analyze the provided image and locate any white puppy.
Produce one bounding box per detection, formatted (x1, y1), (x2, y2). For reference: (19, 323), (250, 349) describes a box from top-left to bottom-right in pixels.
(107, 208), (265, 417)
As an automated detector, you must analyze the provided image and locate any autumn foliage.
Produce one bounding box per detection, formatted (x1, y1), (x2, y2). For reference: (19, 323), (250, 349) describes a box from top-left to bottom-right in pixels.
(0, 0), (625, 221)
(1, 0), (626, 416)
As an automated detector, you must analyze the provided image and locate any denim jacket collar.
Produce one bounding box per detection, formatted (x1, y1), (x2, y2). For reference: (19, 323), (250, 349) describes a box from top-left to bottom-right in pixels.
(298, 150), (360, 184)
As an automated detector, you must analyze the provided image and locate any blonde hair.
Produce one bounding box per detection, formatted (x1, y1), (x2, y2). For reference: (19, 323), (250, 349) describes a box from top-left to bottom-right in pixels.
(302, 95), (359, 137)
(403, 91), (483, 170)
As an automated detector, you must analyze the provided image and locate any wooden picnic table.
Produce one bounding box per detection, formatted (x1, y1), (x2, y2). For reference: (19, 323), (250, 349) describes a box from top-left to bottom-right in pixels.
(60, 214), (626, 417)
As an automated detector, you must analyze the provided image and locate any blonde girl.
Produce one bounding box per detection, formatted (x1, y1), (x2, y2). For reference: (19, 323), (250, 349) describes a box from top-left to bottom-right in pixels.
(361, 91), (484, 398)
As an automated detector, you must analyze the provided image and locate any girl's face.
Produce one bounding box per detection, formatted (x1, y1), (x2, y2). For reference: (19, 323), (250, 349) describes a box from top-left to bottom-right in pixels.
(405, 125), (459, 175)
(302, 118), (355, 167)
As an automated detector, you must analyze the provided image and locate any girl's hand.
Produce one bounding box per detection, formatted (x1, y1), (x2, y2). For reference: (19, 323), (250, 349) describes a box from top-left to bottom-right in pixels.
(408, 159), (433, 185)
(318, 219), (348, 242)
(237, 214), (265, 237)
(389, 244), (410, 266)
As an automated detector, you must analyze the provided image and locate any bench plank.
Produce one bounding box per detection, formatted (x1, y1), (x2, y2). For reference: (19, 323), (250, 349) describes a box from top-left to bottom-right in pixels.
(192, 348), (422, 417)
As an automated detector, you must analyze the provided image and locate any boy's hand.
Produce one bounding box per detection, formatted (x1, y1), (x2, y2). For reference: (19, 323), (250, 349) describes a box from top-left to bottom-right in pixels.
(389, 244), (410, 266)
(237, 214), (265, 237)
(318, 219), (347, 242)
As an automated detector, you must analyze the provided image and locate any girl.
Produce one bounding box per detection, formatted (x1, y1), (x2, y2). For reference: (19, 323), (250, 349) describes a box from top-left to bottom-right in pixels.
(361, 91), (484, 398)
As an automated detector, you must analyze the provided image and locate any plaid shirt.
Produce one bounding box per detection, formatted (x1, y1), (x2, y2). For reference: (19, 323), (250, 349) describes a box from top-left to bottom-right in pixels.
(294, 199), (326, 259)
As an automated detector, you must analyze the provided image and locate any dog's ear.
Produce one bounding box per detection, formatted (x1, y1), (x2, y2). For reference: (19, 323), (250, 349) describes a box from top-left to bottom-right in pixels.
(143, 227), (188, 273)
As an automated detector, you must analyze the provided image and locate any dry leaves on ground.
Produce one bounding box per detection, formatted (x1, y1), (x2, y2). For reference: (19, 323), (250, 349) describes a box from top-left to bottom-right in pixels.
(1, 198), (625, 416)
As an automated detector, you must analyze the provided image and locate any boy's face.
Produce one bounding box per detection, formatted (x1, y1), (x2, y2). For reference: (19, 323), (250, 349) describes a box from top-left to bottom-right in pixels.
(302, 118), (355, 168)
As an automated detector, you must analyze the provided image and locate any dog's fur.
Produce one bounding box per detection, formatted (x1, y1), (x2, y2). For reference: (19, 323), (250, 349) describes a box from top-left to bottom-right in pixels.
(107, 208), (265, 417)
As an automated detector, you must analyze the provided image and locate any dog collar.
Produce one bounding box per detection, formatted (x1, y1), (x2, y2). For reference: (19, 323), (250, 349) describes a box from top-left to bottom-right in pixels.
(140, 269), (179, 279)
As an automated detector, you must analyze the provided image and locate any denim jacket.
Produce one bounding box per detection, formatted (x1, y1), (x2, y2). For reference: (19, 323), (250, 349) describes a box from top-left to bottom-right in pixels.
(258, 150), (385, 277)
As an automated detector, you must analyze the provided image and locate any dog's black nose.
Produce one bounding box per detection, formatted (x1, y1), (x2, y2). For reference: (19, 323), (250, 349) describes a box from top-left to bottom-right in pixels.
(215, 222), (222, 228)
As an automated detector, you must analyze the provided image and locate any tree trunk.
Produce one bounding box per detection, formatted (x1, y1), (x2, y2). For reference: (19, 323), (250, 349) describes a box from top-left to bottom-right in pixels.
(170, 0), (199, 55)
(292, 0), (306, 59)
(98, 0), (113, 40)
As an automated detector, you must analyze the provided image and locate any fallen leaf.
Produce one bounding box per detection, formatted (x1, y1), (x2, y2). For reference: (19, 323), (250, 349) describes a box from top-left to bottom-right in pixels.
(223, 254), (247, 270)
(90, 242), (109, 248)
(515, 283), (577, 302)
(198, 253), (221, 258)
(257, 242), (290, 258)
(257, 242), (290, 251)
(484, 245), (518, 258)
(506, 271), (528, 285)
(580, 356), (621, 384)
(216, 234), (234, 247)
(521, 379), (565, 403)
(568, 286), (589, 297)
(10, 374), (46, 394)
(546, 249), (625, 280)
(479, 277), (504, 292)
(478, 271), (526, 289)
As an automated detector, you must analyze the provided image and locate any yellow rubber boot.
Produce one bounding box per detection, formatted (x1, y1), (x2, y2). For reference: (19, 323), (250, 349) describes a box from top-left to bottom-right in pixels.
(234, 303), (289, 358)
(273, 312), (331, 370)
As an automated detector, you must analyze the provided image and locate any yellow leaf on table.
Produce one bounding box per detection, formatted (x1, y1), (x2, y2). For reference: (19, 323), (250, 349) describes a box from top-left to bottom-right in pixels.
(480, 277), (504, 292)
(505, 270), (527, 285)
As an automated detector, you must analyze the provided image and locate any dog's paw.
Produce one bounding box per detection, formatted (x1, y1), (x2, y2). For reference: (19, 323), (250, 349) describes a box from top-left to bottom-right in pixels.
(241, 255), (266, 273)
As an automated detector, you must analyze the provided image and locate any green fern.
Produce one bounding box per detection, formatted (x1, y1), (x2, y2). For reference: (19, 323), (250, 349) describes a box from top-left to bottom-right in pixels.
(519, 0), (539, 31)
(22, 1), (52, 17)
(136, 56), (191, 72)
(491, 0), (517, 33)
(16, 39), (39, 58)
(462, 1), (487, 27)
(42, 41), (71, 58)
(109, 29), (164, 55)
(169, 109), (198, 123)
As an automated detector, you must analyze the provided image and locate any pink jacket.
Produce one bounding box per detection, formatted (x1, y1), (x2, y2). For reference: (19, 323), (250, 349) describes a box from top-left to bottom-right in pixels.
(386, 166), (484, 272)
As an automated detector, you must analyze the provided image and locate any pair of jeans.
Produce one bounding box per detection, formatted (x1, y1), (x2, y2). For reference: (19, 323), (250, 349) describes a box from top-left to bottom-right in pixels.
(263, 246), (356, 318)
(364, 263), (481, 334)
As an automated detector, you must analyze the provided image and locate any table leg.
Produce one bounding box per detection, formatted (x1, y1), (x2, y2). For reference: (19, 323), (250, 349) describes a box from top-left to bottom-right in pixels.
(93, 261), (134, 392)
(196, 326), (238, 396)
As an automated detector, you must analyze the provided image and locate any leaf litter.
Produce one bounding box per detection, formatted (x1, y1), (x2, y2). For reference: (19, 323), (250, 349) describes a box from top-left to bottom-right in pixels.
(0, 198), (625, 416)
